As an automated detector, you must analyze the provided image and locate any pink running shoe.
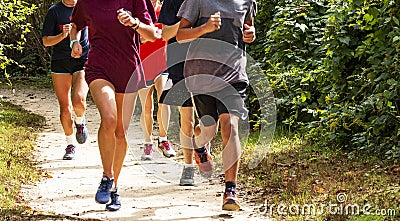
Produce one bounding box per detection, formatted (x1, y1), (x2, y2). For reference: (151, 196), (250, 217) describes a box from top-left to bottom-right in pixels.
(158, 140), (176, 157)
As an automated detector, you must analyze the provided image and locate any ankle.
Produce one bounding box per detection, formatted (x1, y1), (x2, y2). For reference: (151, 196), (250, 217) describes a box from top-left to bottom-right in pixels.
(75, 116), (85, 124)
(103, 173), (114, 179)
(225, 182), (236, 191)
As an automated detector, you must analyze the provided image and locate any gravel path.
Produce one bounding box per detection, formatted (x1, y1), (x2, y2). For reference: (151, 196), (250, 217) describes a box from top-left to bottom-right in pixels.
(1, 86), (267, 221)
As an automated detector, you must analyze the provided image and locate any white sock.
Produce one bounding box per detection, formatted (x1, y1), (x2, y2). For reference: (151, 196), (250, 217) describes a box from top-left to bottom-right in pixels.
(159, 136), (167, 142)
(75, 116), (84, 124)
(145, 140), (153, 145)
(184, 163), (194, 168)
(66, 134), (75, 145)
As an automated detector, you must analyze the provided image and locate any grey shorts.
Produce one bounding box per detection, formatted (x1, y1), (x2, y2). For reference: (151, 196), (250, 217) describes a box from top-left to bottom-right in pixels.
(193, 82), (248, 126)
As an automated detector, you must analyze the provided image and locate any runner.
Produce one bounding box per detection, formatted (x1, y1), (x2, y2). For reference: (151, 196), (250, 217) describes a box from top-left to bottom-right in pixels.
(70, 0), (160, 211)
(138, 0), (175, 161)
(159, 0), (213, 186)
(176, 0), (257, 210)
(42, 0), (89, 160)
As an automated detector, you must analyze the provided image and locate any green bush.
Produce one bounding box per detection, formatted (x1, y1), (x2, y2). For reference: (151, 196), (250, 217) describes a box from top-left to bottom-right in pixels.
(0, 0), (37, 80)
(0, 0), (58, 79)
(247, 0), (400, 159)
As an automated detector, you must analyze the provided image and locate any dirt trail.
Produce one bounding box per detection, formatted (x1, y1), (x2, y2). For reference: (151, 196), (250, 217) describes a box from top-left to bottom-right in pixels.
(0, 86), (268, 221)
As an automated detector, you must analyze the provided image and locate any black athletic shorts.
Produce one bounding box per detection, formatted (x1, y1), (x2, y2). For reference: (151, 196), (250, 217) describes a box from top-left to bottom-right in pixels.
(159, 79), (193, 107)
(192, 82), (248, 126)
(51, 57), (87, 74)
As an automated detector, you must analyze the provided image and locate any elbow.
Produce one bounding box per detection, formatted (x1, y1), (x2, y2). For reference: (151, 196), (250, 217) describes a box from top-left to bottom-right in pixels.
(175, 33), (184, 44)
(176, 36), (187, 44)
(42, 39), (50, 47)
(161, 32), (170, 41)
(146, 35), (157, 42)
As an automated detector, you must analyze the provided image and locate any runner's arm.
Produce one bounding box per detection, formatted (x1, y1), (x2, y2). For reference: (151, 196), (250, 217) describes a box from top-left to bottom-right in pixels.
(117, 9), (160, 42)
(42, 24), (72, 47)
(161, 22), (180, 41)
(70, 23), (83, 58)
(176, 12), (221, 43)
(42, 34), (65, 47)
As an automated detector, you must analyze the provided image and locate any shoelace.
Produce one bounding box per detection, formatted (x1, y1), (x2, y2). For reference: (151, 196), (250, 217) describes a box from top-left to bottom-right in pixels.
(144, 145), (152, 155)
(111, 191), (119, 202)
(161, 141), (171, 150)
(225, 188), (237, 198)
(99, 179), (112, 192)
(182, 167), (194, 178)
(198, 150), (209, 163)
(65, 145), (75, 154)
(76, 124), (85, 134)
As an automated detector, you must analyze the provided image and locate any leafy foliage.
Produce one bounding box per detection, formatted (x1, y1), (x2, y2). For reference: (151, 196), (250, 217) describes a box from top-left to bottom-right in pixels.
(0, 0), (37, 80)
(247, 0), (400, 159)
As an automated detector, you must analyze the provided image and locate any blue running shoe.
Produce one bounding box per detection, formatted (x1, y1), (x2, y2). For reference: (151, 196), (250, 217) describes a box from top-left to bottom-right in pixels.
(106, 187), (121, 211)
(63, 144), (76, 160)
(75, 121), (88, 144)
(95, 177), (114, 204)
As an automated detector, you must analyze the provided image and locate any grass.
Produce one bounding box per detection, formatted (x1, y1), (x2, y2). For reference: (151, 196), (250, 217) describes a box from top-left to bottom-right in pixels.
(0, 77), (103, 220)
(0, 100), (44, 219)
(238, 130), (400, 221)
(0, 100), (86, 220)
(1, 75), (53, 90)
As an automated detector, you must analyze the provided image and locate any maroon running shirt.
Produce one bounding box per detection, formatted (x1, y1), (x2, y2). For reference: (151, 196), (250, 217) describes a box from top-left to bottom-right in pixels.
(71, 0), (156, 93)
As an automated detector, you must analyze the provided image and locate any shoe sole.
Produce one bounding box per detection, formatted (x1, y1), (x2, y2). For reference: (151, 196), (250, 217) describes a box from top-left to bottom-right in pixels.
(106, 206), (121, 211)
(158, 147), (173, 158)
(95, 199), (110, 204)
(179, 181), (194, 186)
(222, 203), (240, 211)
(77, 139), (87, 144)
(76, 135), (88, 144)
(63, 156), (74, 160)
(199, 170), (213, 178)
(141, 156), (153, 161)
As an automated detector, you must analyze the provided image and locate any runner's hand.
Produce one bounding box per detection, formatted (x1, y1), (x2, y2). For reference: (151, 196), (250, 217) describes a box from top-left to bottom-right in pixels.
(62, 24), (72, 38)
(117, 8), (135, 27)
(243, 24), (255, 43)
(71, 42), (82, 58)
(204, 12), (221, 33)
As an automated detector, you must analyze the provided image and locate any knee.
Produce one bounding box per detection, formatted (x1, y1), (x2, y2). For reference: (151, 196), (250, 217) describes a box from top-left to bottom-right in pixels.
(202, 126), (217, 140)
(181, 119), (194, 135)
(115, 129), (126, 140)
(71, 93), (86, 107)
(221, 120), (239, 138)
(101, 114), (117, 132)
